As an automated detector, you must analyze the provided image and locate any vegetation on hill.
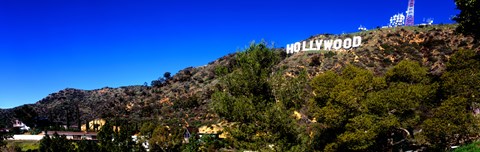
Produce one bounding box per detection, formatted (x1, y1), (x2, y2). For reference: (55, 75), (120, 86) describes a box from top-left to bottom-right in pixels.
(205, 39), (479, 151)
(306, 49), (480, 151)
(211, 42), (306, 151)
(0, 24), (474, 128)
(2, 24), (480, 151)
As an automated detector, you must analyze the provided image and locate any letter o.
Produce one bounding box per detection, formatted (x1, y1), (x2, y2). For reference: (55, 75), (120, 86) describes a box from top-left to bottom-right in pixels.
(294, 42), (301, 52)
(333, 39), (342, 50)
(343, 38), (352, 49)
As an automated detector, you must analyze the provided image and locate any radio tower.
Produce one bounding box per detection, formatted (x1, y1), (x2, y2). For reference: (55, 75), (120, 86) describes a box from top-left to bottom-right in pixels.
(405, 0), (415, 26)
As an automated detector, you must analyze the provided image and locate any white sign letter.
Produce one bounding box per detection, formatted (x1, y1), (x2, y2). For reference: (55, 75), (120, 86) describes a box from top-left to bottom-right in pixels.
(302, 41), (307, 51)
(308, 40), (315, 51)
(315, 39), (323, 50)
(286, 44), (294, 54)
(353, 36), (362, 48)
(294, 42), (301, 53)
(323, 40), (333, 51)
(333, 39), (342, 50)
(343, 38), (352, 49)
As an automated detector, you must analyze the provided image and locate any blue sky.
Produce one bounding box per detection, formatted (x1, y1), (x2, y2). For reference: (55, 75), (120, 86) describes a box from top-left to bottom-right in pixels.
(0, 0), (458, 108)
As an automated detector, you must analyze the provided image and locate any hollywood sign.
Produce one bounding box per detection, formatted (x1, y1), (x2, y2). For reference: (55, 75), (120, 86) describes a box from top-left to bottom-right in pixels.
(286, 36), (362, 54)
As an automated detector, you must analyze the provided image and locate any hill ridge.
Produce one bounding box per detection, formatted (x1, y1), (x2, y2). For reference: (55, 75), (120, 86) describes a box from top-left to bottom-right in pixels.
(1, 24), (478, 131)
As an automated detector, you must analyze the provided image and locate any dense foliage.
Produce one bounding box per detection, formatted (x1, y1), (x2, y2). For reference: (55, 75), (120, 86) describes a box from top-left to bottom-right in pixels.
(39, 133), (75, 152)
(309, 50), (478, 151)
(211, 42), (479, 151)
(454, 0), (480, 41)
(212, 42), (307, 151)
(309, 60), (437, 151)
(148, 125), (183, 151)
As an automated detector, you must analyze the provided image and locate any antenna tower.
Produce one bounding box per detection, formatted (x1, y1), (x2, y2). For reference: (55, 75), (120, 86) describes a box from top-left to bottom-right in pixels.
(405, 0), (415, 26)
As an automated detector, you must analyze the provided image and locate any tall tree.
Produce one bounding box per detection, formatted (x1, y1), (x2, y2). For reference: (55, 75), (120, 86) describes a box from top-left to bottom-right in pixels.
(76, 104), (81, 131)
(212, 42), (305, 151)
(98, 121), (141, 152)
(163, 72), (172, 80)
(271, 69), (309, 110)
(421, 49), (480, 150)
(454, 0), (480, 41)
(98, 121), (115, 152)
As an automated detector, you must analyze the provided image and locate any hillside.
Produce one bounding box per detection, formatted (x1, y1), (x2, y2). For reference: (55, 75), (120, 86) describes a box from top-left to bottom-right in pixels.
(281, 24), (477, 77)
(1, 24), (478, 133)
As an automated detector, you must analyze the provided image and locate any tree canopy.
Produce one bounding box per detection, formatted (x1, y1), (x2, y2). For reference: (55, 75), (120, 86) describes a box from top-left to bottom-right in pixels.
(454, 0), (480, 41)
(308, 50), (480, 151)
(211, 42), (306, 151)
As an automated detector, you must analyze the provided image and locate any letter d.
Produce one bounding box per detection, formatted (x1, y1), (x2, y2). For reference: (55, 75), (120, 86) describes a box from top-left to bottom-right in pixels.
(352, 36), (362, 48)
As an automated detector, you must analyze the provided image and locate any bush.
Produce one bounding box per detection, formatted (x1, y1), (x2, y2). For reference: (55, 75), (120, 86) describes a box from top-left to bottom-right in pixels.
(324, 51), (336, 58)
(309, 55), (321, 66)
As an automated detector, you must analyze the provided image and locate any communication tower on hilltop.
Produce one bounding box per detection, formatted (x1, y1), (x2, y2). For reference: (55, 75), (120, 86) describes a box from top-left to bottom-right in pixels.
(424, 18), (434, 25)
(405, 0), (415, 26)
(358, 25), (367, 31)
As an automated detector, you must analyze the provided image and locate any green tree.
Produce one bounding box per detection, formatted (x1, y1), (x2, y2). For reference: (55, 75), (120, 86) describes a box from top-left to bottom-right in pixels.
(454, 0), (480, 41)
(113, 124), (137, 152)
(420, 50), (480, 150)
(441, 49), (480, 104)
(309, 61), (437, 151)
(139, 122), (156, 139)
(39, 132), (75, 152)
(98, 122), (115, 152)
(421, 97), (477, 151)
(309, 65), (382, 151)
(271, 69), (309, 110)
(211, 42), (305, 151)
(97, 121), (139, 152)
(77, 140), (100, 152)
(149, 126), (183, 152)
(164, 72), (172, 80)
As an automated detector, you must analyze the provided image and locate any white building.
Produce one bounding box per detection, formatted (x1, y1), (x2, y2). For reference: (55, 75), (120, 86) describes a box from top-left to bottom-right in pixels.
(13, 120), (30, 131)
